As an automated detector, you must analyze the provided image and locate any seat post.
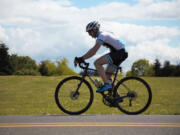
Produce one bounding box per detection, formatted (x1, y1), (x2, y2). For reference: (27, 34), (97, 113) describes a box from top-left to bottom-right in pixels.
(118, 67), (122, 72)
(112, 67), (119, 88)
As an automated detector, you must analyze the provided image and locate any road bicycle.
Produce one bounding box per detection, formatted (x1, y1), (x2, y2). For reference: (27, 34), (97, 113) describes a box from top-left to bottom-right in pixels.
(55, 61), (152, 115)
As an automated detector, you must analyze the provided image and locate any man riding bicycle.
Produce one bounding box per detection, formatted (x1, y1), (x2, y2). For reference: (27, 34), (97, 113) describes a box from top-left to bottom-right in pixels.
(74, 21), (128, 93)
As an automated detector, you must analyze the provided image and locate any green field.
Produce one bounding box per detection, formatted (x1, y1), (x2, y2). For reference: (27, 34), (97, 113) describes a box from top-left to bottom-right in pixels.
(0, 76), (180, 115)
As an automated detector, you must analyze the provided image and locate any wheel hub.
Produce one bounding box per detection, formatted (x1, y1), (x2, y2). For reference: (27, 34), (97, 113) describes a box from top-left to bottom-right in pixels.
(127, 91), (137, 100)
(70, 91), (79, 100)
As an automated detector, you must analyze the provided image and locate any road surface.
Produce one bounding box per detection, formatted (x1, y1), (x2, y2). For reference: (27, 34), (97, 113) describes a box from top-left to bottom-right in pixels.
(0, 115), (179, 135)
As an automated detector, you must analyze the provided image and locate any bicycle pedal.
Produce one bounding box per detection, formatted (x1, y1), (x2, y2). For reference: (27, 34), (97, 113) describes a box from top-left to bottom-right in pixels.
(110, 103), (118, 108)
(116, 98), (123, 103)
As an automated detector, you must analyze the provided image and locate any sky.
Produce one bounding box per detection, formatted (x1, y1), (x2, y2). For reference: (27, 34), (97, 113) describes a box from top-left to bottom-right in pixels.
(0, 0), (180, 73)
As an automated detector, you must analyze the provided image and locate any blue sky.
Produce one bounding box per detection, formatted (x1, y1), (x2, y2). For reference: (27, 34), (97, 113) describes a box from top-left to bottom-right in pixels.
(0, 0), (180, 73)
(69, 0), (136, 8)
(69, 0), (166, 8)
(69, 0), (173, 8)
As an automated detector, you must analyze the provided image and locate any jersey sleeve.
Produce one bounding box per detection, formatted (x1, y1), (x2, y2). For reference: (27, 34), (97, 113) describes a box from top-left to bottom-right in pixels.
(96, 39), (104, 45)
(96, 32), (105, 45)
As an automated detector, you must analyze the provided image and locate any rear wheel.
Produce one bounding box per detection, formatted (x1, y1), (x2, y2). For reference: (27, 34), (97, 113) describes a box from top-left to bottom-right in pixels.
(55, 76), (94, 115)
(115, 76), (152, 115)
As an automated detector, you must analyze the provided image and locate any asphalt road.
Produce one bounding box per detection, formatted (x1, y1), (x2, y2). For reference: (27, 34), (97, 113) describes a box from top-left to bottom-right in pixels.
(0, 115), (180, 135)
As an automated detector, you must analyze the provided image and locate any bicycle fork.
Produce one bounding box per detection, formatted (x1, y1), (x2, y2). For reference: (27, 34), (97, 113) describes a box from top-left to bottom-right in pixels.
(73, 76), (86, 98)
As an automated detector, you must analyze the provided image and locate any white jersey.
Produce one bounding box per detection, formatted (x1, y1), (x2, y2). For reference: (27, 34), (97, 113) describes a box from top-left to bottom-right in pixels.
(96, 31), (125, 52)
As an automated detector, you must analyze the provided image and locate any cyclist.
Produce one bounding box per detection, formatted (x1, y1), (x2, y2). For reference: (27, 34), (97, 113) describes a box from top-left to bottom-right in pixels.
(74, 21), (128, 93)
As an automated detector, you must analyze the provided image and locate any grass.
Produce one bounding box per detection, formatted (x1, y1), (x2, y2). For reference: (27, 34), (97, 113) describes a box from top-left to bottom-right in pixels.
(143, 77), (180, 115)
(0, 76), (180, 115)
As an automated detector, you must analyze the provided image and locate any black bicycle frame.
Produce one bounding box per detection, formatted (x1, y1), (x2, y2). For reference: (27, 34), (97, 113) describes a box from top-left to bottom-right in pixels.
(77, 61), (122, 96)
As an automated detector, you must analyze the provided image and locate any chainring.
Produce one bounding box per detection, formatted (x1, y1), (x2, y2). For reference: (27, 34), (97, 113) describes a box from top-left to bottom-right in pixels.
(102, 92), (115, 107)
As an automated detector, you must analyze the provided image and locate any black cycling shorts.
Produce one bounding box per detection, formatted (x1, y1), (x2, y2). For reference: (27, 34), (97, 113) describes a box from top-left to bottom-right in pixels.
(105, 49), (128, 70)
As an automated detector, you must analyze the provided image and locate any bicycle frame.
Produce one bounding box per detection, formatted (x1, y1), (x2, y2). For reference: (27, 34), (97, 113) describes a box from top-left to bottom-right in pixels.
(78, 62), (122, 92)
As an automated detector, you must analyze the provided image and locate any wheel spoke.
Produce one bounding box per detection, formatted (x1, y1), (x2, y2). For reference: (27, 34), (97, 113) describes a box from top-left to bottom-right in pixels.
(115, 76), (152, 114)
(55, 76), (93, 115)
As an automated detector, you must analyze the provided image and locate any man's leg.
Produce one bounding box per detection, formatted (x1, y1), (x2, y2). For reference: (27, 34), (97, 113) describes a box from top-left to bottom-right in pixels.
(94, 56), (108, 84)
(105, 66), (114, 82)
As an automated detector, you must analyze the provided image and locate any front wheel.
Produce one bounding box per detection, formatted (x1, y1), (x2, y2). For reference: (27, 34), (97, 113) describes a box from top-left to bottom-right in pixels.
(55, 76), (94, 115)
(115, 76), (152, 115)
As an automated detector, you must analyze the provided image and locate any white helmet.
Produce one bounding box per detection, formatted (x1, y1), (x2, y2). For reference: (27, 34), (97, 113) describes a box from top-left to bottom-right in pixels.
(86, 21), (100, 32)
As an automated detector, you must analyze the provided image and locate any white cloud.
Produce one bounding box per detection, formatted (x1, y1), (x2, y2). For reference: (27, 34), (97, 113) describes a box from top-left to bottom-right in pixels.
(0, 0), (79, 27)
(138, 0), (154, 4)
(0, 0), (179, 27)
(0, 0), (180, 72)
(0, 26), (8, 42)
(127, 40), (180, 63)
(85, 0), (180, 20)
(98, 21), (180, 71)
(5, 28), (43, 55)
(102, 22), (180, 45)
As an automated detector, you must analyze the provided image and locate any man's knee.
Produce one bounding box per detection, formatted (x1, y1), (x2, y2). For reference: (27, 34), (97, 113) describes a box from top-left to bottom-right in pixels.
(94, 60), (99, 67)
(94, 56), (107, 68)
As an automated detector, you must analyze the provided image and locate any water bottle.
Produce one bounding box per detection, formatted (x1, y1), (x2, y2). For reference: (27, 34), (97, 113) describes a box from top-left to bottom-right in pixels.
(95, 78), (103, 88)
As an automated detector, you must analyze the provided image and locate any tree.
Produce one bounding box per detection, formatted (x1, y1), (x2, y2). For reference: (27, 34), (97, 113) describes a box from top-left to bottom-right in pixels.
(144, 65), (155, 76)
(174, 64), (180, 76)
(161, 61), (173, 77)
(153, 59), (180, 77)
(39, 60), (57, 76)
(9, 54), (19, 73)
(126, 70), (133, 76)
(153, 59), (161, 76)
(131, 59), (154, 76)
(10, 55), (39, 75)
(39, 61), (48, 76)
(0, 43), (12, 75)
(56, 58), (77, 75)
(39, 58), (77, 76)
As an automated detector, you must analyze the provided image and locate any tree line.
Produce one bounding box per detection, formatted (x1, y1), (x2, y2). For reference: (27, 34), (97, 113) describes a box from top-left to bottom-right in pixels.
(1, 43), (180, 77)
(126, 59), (180, 77)
(0, 43), (76, 76)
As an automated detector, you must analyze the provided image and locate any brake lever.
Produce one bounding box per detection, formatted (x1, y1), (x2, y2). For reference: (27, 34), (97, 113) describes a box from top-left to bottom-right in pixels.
(79, 61), (89, 69)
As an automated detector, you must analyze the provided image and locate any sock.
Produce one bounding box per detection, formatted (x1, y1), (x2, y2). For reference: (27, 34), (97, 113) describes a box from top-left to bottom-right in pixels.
(107, 79), (112, 84)
(104, 83), (111, 86)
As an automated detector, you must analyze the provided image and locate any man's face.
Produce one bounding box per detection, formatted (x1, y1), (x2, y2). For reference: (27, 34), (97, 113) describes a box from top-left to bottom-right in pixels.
(88, 29), (97, 38)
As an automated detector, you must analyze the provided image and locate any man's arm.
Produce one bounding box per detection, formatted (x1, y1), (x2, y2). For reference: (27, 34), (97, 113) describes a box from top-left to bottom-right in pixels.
(82, 43), (102, 60)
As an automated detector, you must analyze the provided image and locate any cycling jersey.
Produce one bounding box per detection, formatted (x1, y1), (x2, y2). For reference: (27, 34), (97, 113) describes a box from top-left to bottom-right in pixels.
(95, 31), (128, 70)
(96, 31), (125, 52)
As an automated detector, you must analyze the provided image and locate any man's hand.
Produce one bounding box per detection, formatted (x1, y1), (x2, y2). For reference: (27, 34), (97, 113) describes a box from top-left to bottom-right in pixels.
(74, 57), (84, 67)
(74, 57), (78, 67)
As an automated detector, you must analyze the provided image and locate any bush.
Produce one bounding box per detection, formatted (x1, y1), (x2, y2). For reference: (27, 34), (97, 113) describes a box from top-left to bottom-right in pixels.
(126, 70), (133, 77)
(14, 69), (40, 76)
(56, 58), (77, 76)
(39, 60), (57, 76)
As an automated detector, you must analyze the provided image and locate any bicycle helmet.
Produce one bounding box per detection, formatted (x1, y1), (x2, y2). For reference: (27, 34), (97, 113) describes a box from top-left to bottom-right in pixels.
(86, 21), (100, 32)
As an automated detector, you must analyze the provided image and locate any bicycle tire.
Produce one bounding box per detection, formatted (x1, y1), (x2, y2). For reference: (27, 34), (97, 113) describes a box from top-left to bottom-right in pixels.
(114, 76), (152, 115)
(55, 76), (94, 115)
